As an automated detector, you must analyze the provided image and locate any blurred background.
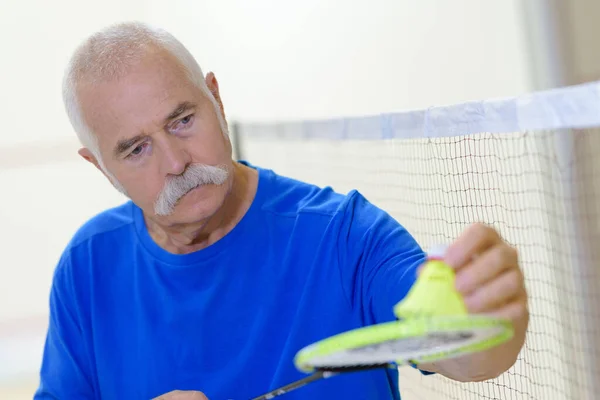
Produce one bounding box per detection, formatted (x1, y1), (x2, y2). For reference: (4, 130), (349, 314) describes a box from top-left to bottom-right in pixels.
(1, 0), (599, 398)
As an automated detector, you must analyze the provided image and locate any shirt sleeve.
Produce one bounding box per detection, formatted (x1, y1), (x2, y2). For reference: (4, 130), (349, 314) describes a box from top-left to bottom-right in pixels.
(336, 190), (427, 325)
(336, 191), (435, 376)
(34, 252), (96, 399)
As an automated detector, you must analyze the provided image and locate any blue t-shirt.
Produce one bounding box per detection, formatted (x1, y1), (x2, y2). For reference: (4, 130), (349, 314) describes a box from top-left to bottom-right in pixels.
(35, 163), (428, 400)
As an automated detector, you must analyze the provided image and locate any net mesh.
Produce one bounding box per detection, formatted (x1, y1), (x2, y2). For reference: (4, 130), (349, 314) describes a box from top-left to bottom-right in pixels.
(235, 83), (600, 400)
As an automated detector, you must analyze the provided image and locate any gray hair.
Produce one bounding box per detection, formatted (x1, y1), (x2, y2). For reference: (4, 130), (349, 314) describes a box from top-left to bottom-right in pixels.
(62, 21), (227, 174)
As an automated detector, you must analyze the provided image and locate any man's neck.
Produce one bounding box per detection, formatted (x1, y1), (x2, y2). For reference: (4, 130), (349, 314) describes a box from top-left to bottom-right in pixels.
(144, 162), (258, 254)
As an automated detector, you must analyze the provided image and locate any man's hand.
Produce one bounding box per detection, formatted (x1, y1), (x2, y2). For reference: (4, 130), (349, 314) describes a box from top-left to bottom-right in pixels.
(420, 223), (529, 382)
(447, 223), (528, 327)
(152, 390), (209, 400)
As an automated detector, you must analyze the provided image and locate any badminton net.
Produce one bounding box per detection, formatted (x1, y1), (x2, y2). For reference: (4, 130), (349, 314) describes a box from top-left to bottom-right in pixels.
(234, 81), (600, 400)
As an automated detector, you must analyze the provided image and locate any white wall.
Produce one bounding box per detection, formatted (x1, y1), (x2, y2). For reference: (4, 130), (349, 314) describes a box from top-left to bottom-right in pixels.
(0, 0), (535, 396)
(145, 0), (533, 122)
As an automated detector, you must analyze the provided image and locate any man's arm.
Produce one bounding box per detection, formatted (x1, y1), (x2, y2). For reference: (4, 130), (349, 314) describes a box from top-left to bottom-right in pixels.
(418, 224), (529, 382)
(335, 191), (428, 325)
(336, 193), (528, 382)
(34, 253), (96, 399)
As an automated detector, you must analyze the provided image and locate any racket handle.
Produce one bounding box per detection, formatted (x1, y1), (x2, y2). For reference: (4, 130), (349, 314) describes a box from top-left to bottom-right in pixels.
(250, 371), (336, 400)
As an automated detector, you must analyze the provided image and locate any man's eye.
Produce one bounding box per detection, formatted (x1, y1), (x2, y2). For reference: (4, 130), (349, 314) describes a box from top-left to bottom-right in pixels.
(173, 114), (194, 130)
(128, 143), (147, 157)
(131, 145), (144, 155)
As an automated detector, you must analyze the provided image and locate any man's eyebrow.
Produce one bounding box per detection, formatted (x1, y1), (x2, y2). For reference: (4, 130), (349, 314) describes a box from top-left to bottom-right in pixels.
(112, 102), (197, 158)
(164, 101), (197, 123)
(113, 134), (145, 157)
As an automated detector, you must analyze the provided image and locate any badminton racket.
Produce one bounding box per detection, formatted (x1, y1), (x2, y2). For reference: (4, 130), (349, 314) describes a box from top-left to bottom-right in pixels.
(250, 245), (514, 400)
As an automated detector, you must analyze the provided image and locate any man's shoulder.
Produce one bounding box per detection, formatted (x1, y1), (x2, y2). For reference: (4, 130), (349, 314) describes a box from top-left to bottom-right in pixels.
(66, 200), (136, 251)
(260, 166), (366, 219)
(256, 166), (409, 242)
(52, 201), (136, 291)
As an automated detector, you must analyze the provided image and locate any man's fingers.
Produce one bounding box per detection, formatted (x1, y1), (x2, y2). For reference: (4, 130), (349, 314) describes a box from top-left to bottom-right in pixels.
(445, 223), (502, 269)
(455, 244), (519, 295)
(464, 269), (525, 313)
(486, 295), (529, 325)
(153, 391), (209, 400)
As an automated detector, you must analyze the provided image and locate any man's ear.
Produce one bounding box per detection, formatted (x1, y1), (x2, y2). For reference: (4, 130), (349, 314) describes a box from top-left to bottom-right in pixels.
(78, 148), (102, 171)
(78, 147), (113, 183)
(79, 148), (128, 195)
(205, 72), (225, 118)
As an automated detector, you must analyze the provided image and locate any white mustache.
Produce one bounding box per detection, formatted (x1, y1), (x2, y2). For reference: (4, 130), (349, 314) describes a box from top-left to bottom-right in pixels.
(154, 164), (229, 216)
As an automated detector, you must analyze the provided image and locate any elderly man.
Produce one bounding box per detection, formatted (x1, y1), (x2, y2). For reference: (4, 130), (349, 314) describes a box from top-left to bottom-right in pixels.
(35, 21), (528, 400)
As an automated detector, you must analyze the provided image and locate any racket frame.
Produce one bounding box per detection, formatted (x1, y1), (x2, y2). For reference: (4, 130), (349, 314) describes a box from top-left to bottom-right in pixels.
(294, 314), (513, 373)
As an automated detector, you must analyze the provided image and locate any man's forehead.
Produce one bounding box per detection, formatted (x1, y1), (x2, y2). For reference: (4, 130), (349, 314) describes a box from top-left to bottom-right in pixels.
(78, 62), (198, 142)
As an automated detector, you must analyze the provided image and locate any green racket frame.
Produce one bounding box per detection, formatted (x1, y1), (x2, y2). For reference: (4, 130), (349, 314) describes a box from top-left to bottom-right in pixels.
(294, 315), (513, 373)
(294, 251), (515, 373)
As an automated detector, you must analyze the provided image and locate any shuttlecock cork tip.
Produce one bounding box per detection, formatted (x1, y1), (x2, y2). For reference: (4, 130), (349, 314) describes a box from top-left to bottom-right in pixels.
(427, 244), (448, 260)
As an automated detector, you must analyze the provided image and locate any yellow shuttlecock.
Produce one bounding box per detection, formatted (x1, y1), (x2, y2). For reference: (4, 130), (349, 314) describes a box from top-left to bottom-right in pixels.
(393, 244), (468, 320)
